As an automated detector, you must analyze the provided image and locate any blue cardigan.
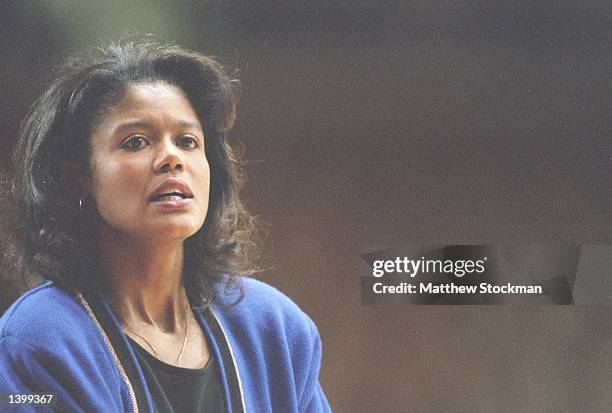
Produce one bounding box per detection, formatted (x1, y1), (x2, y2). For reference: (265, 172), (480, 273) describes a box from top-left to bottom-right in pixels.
(0, 278), (331, 412)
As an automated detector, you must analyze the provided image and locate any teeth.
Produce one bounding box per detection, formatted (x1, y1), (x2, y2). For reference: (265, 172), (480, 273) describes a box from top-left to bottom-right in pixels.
(166, 188), (187, 197)
(151, 187), (192, 202)
(153, 192), (186, 201)
(157, 194), (183, 201)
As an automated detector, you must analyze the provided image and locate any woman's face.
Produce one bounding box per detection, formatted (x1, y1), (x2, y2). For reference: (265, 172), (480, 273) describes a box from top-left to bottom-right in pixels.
(88, 82), (210, 242)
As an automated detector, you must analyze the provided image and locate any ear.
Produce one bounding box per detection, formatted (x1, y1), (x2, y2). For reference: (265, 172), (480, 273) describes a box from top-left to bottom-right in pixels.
(58, 160), (89, 200)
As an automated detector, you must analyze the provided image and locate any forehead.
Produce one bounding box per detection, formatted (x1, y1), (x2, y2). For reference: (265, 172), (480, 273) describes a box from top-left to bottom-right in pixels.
(100, 82), (201, 128)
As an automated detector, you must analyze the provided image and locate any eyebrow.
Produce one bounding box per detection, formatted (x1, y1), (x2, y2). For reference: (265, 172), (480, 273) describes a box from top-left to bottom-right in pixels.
(112, 120), (204, 136)
(112, 121), (153, 136)
(176, 121), (204, 132)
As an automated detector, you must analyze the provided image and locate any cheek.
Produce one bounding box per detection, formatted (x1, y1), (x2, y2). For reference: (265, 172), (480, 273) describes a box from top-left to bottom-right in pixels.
(91, 160), (146, 212)
(91, 171), (118, 217)
(197, 161), (211, 206)
(202, 162), (211, 190)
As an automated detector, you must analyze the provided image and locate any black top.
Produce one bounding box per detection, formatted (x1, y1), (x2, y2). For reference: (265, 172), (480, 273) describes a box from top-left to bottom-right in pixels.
(128, 337), (225, 413)
(80, 288), (243, 413)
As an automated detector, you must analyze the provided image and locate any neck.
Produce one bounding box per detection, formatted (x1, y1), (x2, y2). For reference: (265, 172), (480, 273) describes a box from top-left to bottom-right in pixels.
(97, 225), (188, 332)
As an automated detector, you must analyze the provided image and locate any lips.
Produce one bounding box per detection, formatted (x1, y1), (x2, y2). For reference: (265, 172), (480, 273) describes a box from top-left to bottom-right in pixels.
(149, 179), (194, 202)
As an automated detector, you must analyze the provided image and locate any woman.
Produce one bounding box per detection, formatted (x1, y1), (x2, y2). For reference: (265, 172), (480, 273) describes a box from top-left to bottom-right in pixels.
(0, 41), (331, 412)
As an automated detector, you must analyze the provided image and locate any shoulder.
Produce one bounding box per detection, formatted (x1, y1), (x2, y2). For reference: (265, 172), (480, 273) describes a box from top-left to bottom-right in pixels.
(213, 277), (318, 338)
(210, 277), (328, 411)
(211, 277), (321, 360)
(0, 281), (97, 348)
(0, 283), (129, 411)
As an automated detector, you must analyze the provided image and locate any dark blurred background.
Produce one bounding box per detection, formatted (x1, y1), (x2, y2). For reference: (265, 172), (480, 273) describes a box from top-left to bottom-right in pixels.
(1, 1), (611, 412)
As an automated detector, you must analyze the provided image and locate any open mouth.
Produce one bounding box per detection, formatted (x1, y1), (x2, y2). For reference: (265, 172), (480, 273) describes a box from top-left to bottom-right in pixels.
(150, 191), (193, 202)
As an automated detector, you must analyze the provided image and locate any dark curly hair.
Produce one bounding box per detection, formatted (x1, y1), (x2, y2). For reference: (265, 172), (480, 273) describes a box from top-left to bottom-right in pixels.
(12, 41), (260, 308)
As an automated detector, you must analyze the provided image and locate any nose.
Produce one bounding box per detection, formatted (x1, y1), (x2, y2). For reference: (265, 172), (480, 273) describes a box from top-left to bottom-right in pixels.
(153, 138), (184, 174)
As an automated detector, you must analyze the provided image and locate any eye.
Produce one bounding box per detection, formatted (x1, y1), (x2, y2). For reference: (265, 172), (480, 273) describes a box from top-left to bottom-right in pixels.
(121, 135), (150, 150)
(177, 135), (201, 149)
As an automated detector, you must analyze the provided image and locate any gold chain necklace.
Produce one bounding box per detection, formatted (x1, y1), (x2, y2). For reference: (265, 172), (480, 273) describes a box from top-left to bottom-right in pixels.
(123, 299), (190, 366)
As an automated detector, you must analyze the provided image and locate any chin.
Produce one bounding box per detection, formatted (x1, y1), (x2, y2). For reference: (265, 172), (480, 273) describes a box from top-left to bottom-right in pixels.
(101, 214), (205, 243)
(147, 221), (202, 241)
